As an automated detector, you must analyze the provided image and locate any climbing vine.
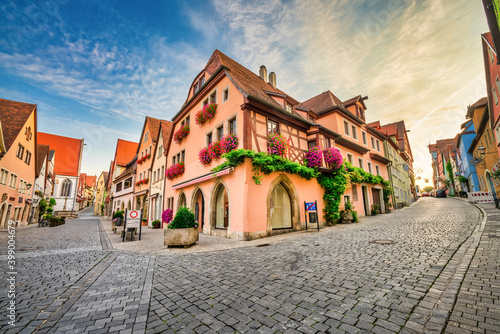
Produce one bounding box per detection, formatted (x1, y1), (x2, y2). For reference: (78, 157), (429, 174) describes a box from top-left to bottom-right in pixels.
(212, 149), (390, 224)
(446, 161), (454, 183)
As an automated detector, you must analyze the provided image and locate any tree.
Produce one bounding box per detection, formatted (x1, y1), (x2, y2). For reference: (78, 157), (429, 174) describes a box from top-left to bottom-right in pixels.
(423, 186), (434, 193)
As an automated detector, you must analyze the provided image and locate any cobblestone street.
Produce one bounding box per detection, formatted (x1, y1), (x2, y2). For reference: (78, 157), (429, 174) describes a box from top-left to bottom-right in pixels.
(1, 198), (499, 333)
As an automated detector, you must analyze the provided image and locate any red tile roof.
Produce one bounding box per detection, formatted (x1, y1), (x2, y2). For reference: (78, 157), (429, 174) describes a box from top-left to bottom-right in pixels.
(114, 139), (138, 167)
(202, 50), (299, 110)
(136, 116), (167, 153)
(301, 91), (344, 113)
(36, 144), (50, 176)
(38, 132), (83, 177)
(160, 120), (173, 149)
(85, 175), (96, 188)
(0, 98), (37, 152)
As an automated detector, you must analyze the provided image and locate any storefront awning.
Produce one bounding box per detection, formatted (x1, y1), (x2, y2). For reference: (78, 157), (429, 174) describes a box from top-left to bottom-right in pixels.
(172, 168), (233, 190)
(149, 193), (159, 199)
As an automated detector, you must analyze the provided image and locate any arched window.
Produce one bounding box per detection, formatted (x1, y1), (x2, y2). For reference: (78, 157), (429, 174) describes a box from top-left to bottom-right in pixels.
(270, 183), (292, 229)
(60, 179), (72, 197)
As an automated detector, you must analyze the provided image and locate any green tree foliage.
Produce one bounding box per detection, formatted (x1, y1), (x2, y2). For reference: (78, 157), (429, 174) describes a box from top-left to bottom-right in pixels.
(423, 186), (434, 193)
(168, 207), (197, 229)
(446, 161), (454, 183)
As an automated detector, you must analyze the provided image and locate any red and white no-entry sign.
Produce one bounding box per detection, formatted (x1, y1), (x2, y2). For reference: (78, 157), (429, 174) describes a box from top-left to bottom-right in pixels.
(129, 210), (139, 219)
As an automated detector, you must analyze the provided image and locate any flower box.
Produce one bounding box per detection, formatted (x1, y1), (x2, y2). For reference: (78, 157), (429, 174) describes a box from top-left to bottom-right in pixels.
(166, 162), (185, 180)
(174, 124), (190, 144)
(195, 103), (217, 126)
(305, 146), (322, 168)
(267, 133), (290, 157)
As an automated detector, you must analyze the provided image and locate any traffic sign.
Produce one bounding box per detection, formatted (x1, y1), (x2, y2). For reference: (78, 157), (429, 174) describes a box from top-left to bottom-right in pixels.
(126, 210), (141, 228)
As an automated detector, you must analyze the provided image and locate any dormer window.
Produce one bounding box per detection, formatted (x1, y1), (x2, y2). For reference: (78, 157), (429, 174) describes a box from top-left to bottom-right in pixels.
(285, 103), (292, 113)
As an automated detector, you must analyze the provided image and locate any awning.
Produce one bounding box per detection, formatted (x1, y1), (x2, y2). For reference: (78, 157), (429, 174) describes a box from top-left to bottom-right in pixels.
(149, 193), (159, 199)
(172, 168), (233, 190)
(25, 199), (32, 204)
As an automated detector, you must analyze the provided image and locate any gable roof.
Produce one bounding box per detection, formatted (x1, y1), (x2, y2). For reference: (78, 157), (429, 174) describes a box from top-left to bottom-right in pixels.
(114, 139), (138, 167)
(101, 171), (109, 186)
(0, 98), (37, 153)
(85, 175), (96, 188)
(466, 97), (488, 118)
(136, 116), (166, 154)
(302, 91), (344, 113)
(36, 144), (50, 176)
(38, 132), (83, 177)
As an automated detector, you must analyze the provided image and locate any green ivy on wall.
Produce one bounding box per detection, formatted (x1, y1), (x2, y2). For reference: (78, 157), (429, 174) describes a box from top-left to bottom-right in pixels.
(212, 149), (390, 224)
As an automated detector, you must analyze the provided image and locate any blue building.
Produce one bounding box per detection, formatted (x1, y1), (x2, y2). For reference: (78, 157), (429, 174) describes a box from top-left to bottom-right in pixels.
(457, 119), (480, 192)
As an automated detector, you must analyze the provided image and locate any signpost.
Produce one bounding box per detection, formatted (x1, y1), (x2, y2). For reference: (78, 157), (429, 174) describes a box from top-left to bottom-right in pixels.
(304, 201), (319, 231)
(123, 209), (143, 242)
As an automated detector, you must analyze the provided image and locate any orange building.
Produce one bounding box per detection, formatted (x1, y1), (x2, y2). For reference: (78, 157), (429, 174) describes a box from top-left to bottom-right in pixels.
(163, 50), (391, 240)
(110, 139), (138, 216)
(0, 98), (37, 227)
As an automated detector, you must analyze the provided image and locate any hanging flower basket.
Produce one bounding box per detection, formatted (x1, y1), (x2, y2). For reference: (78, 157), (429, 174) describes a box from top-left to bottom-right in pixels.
(305, 146), (322, 168)
(174, 124), (190, 144)
(166, 162), (185, 180)
(195, 103), (217, 126)
(267, 133), (290, 157)
(323, 147), (343, 170)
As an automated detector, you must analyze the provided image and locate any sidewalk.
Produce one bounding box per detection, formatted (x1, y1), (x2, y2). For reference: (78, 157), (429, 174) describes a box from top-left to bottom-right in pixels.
(98, 216), (355, 255)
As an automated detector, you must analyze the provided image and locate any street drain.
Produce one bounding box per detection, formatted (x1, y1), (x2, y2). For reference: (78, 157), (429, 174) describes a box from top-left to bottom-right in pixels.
(369, 240), (397, 245)
(256, 243), (270, 247)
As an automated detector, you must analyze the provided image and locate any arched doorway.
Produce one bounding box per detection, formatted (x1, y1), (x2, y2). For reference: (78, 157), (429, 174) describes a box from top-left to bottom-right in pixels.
(270, 182), (292, 229)
(178, 192), (186, 209)
(191, 188), (205, 230)
(212, 184), (228, 229)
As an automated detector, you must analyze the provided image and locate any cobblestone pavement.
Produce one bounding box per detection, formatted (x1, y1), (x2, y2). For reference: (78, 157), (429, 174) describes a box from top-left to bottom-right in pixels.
(147, 198), (487, 334)
(1, 198), (499, 333)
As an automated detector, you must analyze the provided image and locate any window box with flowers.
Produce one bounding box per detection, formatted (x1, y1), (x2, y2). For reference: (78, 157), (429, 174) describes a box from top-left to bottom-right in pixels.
(323, 147), (343, 170)
(166, 162), (185, 180)
(174, 124), (190, 144)
(198, 134), (239, 166)
(195, 103), (217, 126)
(305, 146), (322, 168)
(267, 133), (290, 157)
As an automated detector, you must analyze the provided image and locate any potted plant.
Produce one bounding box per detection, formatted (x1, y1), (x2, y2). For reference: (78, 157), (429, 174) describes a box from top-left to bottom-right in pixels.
(340, 200), (354, 223)
(267, 133), (290, 157)
(152, 220), (161, 229)
(162, 208), (173, 227)
(370, 203), (380, 216)
(164, 207), (199, 247)
(195, 103), (217, 126)
(166, 162), (185, 180)
(142, 218), (147, 226)
(174, 124), (190, 144)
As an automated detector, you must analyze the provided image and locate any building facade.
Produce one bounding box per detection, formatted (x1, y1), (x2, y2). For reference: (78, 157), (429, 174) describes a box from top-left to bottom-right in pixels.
(94, 171), (108, 215)
(0, 98), (37, 228)
(38, 132), (84, 215)
(148, 121), (172, 225)
(109, 139), (138, 217)
(113, 157), (136, 214)
(457, 119), (480, 192)
(163, 50), (390, 240)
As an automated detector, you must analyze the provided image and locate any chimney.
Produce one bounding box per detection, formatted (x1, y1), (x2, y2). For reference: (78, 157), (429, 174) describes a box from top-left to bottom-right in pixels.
(259, 65), (267, 81)
(269, 72), (277, 88)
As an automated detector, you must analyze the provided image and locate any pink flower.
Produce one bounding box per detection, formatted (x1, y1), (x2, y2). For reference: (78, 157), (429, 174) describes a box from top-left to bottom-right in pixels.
(323, 147), (343, 170)
(305, 146), (322, 168)
(166, 162), (185, 180)
(174, 124), (190, 144)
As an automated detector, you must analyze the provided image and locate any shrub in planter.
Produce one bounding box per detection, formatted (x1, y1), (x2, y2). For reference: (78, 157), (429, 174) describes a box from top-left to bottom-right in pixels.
(167, 207), (198, 229)
(113, 211), (124, 220)
(47, 208), (54, 214)
(305, 146), (322, 168)
(370, 203), (380, 216)
(49, 216), (59, 227)
(152, 220), (161, 229)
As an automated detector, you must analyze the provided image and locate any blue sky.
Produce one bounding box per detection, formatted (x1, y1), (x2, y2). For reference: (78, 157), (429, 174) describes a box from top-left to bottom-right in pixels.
(0, 0), (489, 187)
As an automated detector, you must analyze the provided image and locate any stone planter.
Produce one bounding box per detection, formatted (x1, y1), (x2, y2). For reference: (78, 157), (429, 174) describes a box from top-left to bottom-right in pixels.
(340, 210), (353, 223)
(164, 227), (199, 247)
